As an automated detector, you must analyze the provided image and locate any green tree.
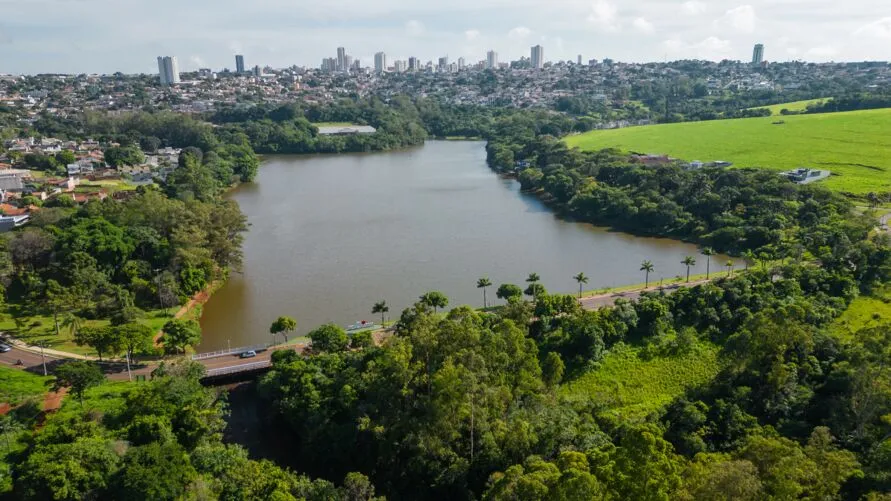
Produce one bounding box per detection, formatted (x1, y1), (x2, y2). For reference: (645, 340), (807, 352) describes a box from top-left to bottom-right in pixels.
(16, 437), (120, 501)
(542, 352), (565, 388)
(269, 315), (297, 344)
(308, 323), (349, 353)
(702, 247), (715, 279)
(419, 291), (449, 313)
(110, 442), (196, 501)
(682, 256), (696, 282)
(573, 272), (589, 299)
(53, 360), (105, 407)
(640, 260), (655, 288)
(726, 260), (734, 278)
(56, 150), (77, 166)
(160, 319), (201, 355)
(117, 323), (155, 381)
(372, 300), (389, 325)
(496, 283), (523, 302)
(74, 326), (121, 361)
(477, 277), (493, 308)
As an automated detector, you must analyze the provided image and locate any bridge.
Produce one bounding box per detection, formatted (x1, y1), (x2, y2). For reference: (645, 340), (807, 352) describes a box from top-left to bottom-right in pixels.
(193, 340), (311, 381)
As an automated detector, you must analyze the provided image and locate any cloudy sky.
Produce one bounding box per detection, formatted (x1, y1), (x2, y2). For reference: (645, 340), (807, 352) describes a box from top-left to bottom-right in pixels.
(0, 0), (889, 74)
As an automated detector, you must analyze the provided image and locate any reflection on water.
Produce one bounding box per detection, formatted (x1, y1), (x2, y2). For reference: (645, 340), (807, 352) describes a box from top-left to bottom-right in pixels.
(199, 141), (720, 350)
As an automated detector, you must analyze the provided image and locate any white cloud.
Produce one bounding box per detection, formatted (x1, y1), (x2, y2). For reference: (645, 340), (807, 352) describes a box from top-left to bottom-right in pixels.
(587, 0), (620, 32)
(405, 20), (424, 36)
(464, 29), (480, 41)
(508, 26), (532, 39)
(714, 5), (757, 34)
(854, 17), (891, 39)
(632, 17), (655, 34)
(681, 1), (706, 16)
(189, 55), (206, 69)
(662, 36), (732, 60)
(807, 46), (839, 58)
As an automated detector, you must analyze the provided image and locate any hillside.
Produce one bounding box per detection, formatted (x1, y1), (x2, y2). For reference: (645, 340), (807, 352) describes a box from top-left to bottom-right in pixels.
(749, 98), (830, 115)
(565, 108), (891, 194)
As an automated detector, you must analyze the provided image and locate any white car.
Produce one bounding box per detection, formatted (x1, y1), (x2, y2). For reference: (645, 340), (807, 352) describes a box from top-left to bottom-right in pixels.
(0, 343), (11, 353)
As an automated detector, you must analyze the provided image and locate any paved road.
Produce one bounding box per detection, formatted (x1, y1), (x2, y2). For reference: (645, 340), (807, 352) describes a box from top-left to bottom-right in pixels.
(580, 279), (710, 310)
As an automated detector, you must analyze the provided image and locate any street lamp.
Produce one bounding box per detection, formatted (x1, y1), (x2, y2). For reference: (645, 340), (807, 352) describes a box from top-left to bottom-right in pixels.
(38, 341), (47, 376)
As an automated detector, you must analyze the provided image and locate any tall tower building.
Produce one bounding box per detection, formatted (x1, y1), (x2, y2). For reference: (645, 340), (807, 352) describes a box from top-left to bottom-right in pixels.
(752, 43), (764, 64)
(438, 56), (449, 71)
(235, 54), (245, 74)
(457, 57), (466, 71)
(408, 57), (419, 71)
(337, 47), (347, 72)
(531, 45), (544, 69)
(374, 52), (387, 73)
(486, 50), (498, 70)
(157, 56), (180, 85)
(577, 54), (582, 65)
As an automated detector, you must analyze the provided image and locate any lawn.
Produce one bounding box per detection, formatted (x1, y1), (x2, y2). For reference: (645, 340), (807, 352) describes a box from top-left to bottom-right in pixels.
(748, 98), (830, 116)
(0, 366), (49, 406)
(561, 342), (721, 421)
(565, 108), (891, 194)
(0, 308), (176, 357)
(827, 288), (891, 342)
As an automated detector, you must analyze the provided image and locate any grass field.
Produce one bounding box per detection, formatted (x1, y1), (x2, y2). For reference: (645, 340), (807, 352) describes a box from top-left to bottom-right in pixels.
(828, 288), (891, 341)
(561, 341), (721, 420)
(565, 108), (891, 194)
(749, 98), (830, 116)
(0, 308), (175, 357)
(0, 366), (49, 406)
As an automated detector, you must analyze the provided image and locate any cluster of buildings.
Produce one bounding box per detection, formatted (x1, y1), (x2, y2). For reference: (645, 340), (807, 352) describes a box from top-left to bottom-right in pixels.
(338, 45), (545, 75)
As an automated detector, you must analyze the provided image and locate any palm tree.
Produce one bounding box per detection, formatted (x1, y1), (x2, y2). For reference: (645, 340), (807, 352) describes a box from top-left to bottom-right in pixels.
(702, 247), (715, 279)
(726, 260), (734, 278)
(640, 260), (655, 288)
(743, 249), (755, 271)
(526, 273), (540, 285)
(372, 301), (389, 326)
(60, 313), (83, 340)
(681, 256), (696, 283)
(525, 273), (541, 306)
(476, 277), (492, 309)
(573, 272), (589, 299)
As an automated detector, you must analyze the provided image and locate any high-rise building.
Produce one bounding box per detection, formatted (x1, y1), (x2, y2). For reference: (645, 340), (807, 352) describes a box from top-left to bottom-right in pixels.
(374, 52), (387, 73)
(457, 57), (466, 71)
(577, 54), (582, 65)
(321, 57), (337, 72)
(394, 60), (406, 72)
(486, 50), (498, 70)
(344, 55), (354, 73)
(438, 56), (449, 71)
(337, 47), (347, 72)
(157, 56), (180, 85)
(235, 54), (245, 74)
(752, 43), (764, 64)
(531, 45), (544, 69)
(408, 57), (419, 71)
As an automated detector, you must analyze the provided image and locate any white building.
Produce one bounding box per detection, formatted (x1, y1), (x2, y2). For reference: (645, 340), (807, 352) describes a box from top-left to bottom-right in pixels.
(394, 60), (406, 73)
(374, 52), (387, 74)
(531, 45), (544, 69)
(486, 50), (498, 70)
(157, 56), (180, 86)
(457, 57), (466, 71)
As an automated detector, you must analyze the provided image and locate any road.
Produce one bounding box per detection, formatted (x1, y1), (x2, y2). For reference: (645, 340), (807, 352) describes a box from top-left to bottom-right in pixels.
(579, 279), (710, 310)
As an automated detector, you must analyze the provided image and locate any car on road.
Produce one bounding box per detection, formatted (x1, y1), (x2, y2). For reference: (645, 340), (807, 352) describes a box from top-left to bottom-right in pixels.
(0, 343), (11, 353)
(240, 350), (257, 359)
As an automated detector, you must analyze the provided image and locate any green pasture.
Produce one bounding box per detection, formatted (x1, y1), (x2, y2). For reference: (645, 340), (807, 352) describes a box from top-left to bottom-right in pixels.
(565, 108), (891, 194)
(749, 98), (830, 116)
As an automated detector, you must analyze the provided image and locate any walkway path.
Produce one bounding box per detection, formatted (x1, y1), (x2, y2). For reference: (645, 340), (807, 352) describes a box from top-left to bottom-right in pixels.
(580, 278), (712, 310)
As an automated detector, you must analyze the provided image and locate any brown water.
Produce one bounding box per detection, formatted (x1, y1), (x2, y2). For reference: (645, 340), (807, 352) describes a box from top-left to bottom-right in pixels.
(199, 141), (719, 350)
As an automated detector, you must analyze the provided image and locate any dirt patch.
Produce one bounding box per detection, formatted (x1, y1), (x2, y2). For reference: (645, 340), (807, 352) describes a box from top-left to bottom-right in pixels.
(42, 388), (67, 412)
(153, 282), (217, 346)
(0, 402), (10, 415)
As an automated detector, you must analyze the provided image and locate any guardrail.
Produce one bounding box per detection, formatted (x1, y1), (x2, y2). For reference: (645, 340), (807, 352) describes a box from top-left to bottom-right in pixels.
(204, 360), (272, 378)
(191, 343), (271, 361)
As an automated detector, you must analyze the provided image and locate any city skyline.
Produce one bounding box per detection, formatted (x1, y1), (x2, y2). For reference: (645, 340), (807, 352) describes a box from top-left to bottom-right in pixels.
(1, 0), (889, 74)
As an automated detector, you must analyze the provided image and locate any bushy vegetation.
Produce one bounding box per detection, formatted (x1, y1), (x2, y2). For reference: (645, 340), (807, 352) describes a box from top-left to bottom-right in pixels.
(0, 367), (48, 406)
(5, 360), (378, 500)
(563, 108), (891, 195)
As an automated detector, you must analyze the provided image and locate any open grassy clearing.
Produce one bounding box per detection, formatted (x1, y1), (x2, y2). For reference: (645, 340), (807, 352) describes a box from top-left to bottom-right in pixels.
(561, 341), (721, 421)
(565, 108), (891, 194)
(827, 288), (891, 342)
(749, 98), (830, 116)
(0, 366), (49, 406)
(0, 308), (175, 357)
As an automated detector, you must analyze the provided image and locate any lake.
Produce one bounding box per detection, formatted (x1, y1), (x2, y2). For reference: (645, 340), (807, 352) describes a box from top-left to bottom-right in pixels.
(199, 141), (719, 349)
